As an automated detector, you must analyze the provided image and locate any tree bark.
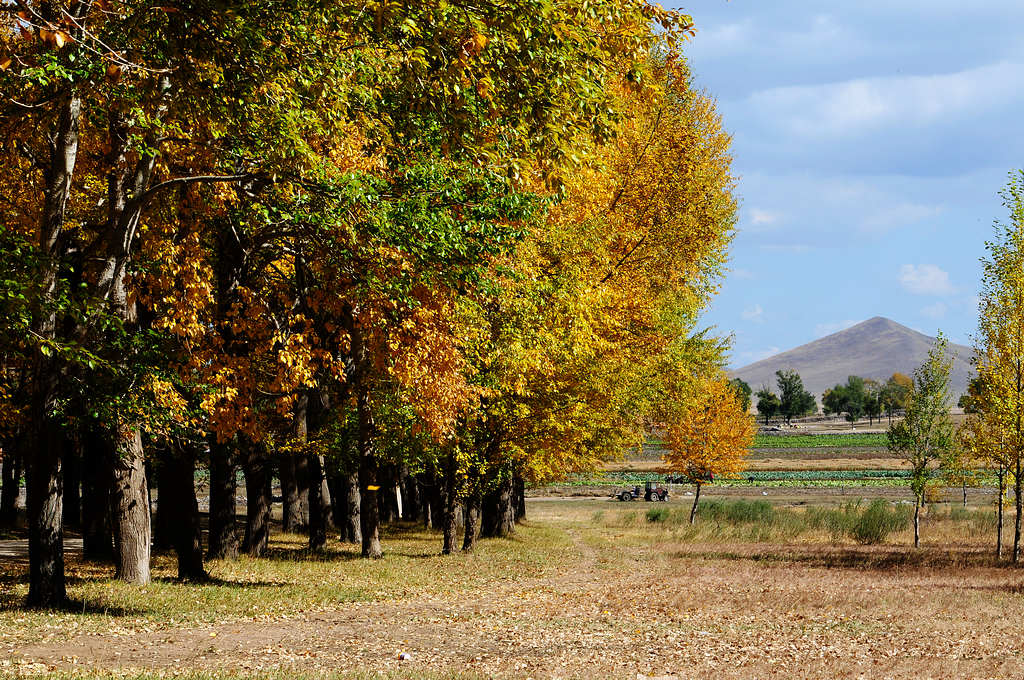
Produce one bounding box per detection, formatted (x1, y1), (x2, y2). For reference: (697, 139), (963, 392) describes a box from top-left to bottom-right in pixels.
(279, 454), (303, 533)
(109, 430), (151, 585)
(308, 454), (333, 552)
(207, 438), (238, 560)
(462, 471), (482, 552)
(242, 444), (272, 558)
(26, 418), (65, 606)
(281, 391), (308, 534)
(26, 89), (82, 608)
(914, 493), (921, 549)
(339, 472), (362, 544)
(81, 425), (114, 561)
(689, 482), (702, 524)
(1016, 455), (1022, 564)
(997, 466), (1005, 560)
(167, 442), (206, 581)
(441, 453), (460, 555)
(514, 473), (526, 522)
(61, 434), (81, 530)
(481, 474), (515, 538)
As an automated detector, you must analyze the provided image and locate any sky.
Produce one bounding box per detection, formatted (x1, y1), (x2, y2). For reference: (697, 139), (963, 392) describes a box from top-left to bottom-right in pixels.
(673, 0), (1024, 367)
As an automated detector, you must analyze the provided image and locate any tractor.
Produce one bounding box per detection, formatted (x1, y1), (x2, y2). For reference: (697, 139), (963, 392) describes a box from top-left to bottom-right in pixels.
(614, 480), (669, 502)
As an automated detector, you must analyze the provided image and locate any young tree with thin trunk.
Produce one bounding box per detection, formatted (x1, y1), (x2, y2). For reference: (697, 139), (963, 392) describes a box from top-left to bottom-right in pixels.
(887, 335), (955, 549)
(973, 170), (1024, 562)
(662, 377), (753, 524)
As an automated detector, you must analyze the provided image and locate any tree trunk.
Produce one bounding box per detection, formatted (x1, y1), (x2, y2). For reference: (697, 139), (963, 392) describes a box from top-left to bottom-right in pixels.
(308, 454), (333, 552)
(1, 440), (22, 527)
(352, 316), (382, 559)
(26, 90), (82, 607)
(358, 452), (382, 558)
(207, 438), (238, 560)
(689, 482), (702, 524)
(279, 454), (303, 533)
(340, 472), (361, 544)
(110, 430), (151, 585)
(514, 473), (526, 522)
(1015, 456), (1022, 564)
(481, 474), (515, 538)
(914, 493), (921, 549)
(81, 425), (114, 561)
(462, 471), (482, 552)
(998, 466), (1006, 560)
(962, 481), (967, 509)
(168, 442), (206, 581)
(61, 434), (81, 530)
(242, 445), (272, 558)
(26, 418), (66, 607)
(441, 453), (460, 555)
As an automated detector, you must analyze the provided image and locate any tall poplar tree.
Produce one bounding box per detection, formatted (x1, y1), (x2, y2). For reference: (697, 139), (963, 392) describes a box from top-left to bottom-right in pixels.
(974, 170), (1024, 562)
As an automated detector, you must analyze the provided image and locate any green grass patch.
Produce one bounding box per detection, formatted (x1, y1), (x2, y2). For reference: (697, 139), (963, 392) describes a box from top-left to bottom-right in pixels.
(752, 433), (888, 449)
(625, 498), (912, 544)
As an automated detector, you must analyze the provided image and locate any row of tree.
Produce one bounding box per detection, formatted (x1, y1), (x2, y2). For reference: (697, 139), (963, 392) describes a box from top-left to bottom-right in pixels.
(0, 1), (742, 606)
(823, 373), (912, 425)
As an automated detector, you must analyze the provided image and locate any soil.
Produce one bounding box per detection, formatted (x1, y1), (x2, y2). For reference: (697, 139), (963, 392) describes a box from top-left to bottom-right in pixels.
(10, 496), (1024, 679)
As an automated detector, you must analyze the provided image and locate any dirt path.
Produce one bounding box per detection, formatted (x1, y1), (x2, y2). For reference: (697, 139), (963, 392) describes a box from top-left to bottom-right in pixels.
(13, 527), (666, 678)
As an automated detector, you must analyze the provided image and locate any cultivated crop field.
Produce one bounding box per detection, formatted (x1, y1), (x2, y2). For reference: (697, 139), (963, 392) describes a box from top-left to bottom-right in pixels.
(5, 496), (1023, 679)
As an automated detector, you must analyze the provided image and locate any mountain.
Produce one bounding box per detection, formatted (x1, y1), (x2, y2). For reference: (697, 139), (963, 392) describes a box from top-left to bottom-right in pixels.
(730, 317), (975, 400)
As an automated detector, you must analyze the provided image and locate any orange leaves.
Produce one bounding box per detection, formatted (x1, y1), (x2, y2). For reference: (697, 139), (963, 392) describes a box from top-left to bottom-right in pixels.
(662, 376), (753, 482)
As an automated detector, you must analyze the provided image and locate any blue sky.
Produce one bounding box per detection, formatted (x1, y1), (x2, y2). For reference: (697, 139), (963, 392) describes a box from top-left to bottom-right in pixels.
(675, 1), (1024, 367)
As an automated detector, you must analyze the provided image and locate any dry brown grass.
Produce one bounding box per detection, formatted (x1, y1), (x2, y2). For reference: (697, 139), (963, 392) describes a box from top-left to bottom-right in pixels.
(7, 498), (1024, 679)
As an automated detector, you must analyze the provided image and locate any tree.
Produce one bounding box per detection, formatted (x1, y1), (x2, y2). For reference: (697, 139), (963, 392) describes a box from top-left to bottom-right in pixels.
(864, 379), (883, 426)
(775, 370), (816, 424)
(729, 378), (752, 412)
(973, 170), (1024, 562)
(887, 335), (955, 548)
(822, 376), (867, 424)
(881, 373), (913, 425)
(663, 377), (753, 523)
(755, 387), (780, 426)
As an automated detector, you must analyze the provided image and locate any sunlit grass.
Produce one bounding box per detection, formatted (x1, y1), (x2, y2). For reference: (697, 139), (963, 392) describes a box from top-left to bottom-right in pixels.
(0, 521), (572, 649)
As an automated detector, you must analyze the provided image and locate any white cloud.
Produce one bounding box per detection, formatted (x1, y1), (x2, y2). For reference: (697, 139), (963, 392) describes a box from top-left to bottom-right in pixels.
(750, 208), (781, 226)
(815, 319), (859, 337)
(900, 264), (955, 295)
(742, 304), (765, 322)
(921, 302), (948, 319)
(747, 61), (1024, 140)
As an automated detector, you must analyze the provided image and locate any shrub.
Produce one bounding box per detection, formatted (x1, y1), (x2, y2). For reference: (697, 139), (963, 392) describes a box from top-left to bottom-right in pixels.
(700, 499), (774, 524)
(848, 499), (910, 544)
(646, 507), (671, 523)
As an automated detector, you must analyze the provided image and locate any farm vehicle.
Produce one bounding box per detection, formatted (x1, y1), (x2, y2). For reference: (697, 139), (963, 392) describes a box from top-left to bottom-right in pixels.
(615, 480), (669, 502)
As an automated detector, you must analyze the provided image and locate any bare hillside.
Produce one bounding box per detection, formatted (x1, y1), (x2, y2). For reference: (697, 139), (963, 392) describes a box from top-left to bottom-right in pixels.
(731, 317), (974, 399)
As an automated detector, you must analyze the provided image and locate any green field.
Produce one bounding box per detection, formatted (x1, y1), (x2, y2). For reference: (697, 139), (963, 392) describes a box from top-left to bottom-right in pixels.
(751, 433), (888, 449)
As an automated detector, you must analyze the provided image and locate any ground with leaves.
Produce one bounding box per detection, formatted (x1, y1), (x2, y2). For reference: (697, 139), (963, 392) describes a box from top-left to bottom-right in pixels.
(5, 497), (1024, 679)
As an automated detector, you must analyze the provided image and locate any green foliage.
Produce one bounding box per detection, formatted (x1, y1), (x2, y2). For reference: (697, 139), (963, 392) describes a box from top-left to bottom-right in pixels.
(729, 378), (752, 412)
(775, 370), (817, 423)
(755, 386), (780, 425)
(887, 335), (955, 501)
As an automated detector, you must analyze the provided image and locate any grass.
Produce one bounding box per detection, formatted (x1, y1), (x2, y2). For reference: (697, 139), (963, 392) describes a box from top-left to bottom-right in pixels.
(9, 498), (1024, 678)
(752, 433), (889, 449)
(0, 521), (573, 650)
